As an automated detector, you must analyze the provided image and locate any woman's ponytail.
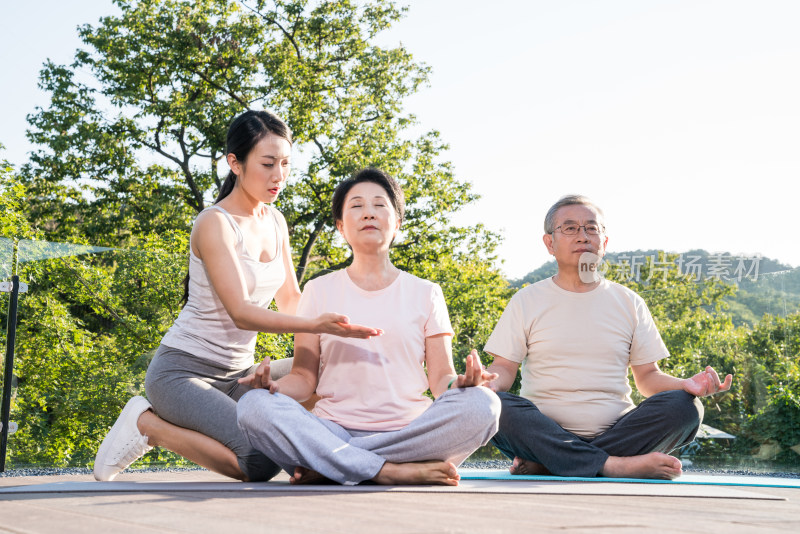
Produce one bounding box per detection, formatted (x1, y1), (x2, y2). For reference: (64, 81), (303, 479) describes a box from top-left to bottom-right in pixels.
(215, 171), (237, 204)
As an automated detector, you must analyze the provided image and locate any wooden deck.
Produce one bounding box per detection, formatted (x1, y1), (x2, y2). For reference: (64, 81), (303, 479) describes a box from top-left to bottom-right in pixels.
(1, 470), (798, 533)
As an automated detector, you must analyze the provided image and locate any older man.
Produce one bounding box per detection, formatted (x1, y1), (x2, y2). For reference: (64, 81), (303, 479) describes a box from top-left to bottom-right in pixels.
(485, 195), (732, 479)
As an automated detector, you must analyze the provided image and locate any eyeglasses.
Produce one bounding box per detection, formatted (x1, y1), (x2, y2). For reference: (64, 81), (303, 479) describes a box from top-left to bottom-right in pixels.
(553, 224), (604, 236)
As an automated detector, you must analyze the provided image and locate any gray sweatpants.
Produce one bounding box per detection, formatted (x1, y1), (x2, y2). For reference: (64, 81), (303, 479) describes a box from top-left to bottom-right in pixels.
(236, 386), (501, 485)
(144, 345), (293, 481)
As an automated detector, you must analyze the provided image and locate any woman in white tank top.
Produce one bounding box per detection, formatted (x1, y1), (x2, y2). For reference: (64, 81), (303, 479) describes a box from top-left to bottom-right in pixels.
(93, 111), (380, 482)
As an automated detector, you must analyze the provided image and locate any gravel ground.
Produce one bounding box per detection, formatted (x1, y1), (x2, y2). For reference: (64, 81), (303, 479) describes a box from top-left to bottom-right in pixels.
(2, 460), (799, 478)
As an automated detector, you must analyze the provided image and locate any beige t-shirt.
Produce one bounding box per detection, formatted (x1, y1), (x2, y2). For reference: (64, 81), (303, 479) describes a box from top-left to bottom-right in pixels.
(484, 278), (668, 438)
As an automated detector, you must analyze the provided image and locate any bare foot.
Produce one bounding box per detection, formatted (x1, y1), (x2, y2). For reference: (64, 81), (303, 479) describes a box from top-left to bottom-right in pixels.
(601, 452), (682, 480)
(509, 457), (551, 476)
(372, 461), (460, 486)
(289, 466), (336, 485)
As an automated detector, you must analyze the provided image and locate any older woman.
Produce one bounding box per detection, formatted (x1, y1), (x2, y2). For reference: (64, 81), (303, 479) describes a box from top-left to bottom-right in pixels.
(236, 168), (500, 485)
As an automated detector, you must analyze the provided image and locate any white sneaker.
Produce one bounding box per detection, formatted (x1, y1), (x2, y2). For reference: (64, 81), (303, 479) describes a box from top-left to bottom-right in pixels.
(93, 396), (154, 481)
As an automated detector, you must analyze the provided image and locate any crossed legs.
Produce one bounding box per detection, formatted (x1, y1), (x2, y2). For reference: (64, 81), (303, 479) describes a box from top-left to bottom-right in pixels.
(237, 386), (501, 485)
(491, 390), (703, 479)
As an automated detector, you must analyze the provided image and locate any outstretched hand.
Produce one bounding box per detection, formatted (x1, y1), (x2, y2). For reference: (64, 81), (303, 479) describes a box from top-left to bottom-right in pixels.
(683, 366), (733, 397)
(316, 313), (383, 339)
(238, 359), (280, 393)
(452, 350), (499, 389)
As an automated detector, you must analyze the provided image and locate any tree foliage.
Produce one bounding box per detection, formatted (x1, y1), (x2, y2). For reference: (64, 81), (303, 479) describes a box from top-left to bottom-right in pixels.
(5, 0), (511, 467)
(22, 0), (481, 283)
(21, 0), (507, 382)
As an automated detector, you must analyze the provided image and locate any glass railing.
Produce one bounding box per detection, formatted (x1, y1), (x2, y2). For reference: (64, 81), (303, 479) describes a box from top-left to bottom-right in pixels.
(1, 239), (798, 475)
(0, 237), (11, 281)
(1, 239), (194, 469)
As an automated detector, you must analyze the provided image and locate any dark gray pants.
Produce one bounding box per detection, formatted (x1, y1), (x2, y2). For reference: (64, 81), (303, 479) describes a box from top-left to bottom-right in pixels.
(490, 390), (703, 477)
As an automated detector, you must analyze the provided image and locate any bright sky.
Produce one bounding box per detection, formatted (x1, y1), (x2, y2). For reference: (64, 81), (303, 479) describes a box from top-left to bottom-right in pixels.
(2, 1), (799, 279)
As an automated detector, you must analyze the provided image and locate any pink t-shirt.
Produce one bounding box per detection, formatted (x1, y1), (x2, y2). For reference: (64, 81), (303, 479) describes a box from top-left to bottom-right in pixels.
(297, 269), (454, 431)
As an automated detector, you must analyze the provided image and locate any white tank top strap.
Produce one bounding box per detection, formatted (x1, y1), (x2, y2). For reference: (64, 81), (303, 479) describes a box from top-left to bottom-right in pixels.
(204, 205), (244, 244)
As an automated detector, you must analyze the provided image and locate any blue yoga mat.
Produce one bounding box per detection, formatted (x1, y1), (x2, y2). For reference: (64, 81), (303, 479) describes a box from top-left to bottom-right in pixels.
(458, 469), (800, 488)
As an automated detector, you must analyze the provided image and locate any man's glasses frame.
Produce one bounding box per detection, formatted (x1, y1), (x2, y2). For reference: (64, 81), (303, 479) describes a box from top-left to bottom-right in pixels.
(553, 224), (605, 236)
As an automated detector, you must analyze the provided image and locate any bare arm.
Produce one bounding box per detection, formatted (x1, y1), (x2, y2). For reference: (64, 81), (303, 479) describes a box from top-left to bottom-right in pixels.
(271, 209), (301, 315)
(239, 332), (320, 401)
(273, 332), (320, 401)
(193, 210), (378, 337)
(425, 334), (457, 398)
(632, 361), (733, 398)
(484, 353), (520, 392)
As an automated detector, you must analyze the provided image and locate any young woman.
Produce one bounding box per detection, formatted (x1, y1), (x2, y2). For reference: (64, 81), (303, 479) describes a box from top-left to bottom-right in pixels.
(236, 168), (501, 486)
(93, 111), (379, 482)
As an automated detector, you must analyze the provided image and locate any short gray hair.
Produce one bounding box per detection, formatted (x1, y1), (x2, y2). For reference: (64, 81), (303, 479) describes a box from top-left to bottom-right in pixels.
(544, 195), (605, 234)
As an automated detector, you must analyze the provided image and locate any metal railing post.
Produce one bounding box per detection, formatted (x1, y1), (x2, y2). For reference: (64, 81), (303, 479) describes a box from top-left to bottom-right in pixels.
(1, 275), (26, 472)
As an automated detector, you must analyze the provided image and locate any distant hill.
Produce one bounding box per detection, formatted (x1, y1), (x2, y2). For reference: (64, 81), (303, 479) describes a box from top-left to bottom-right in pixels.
(509, 249), (800, 326)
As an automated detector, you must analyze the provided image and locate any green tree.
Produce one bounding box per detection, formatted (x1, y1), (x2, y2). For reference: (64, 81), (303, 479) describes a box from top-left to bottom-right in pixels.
(23, 0), (509, 361)
(1, 155), (34, 242)
(23, 0), (507, 365)
(7, 243), (196, 467)
(23, 0), (487, 281)
(734, 313), (800, 466)
(10, 0), (511, 466)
